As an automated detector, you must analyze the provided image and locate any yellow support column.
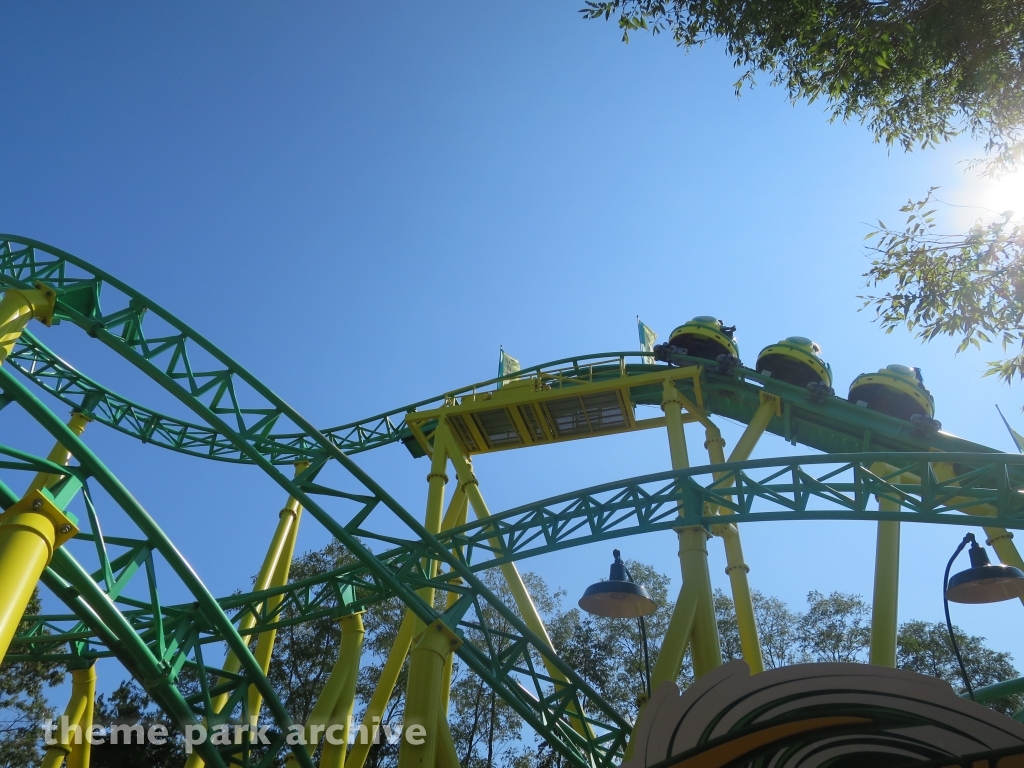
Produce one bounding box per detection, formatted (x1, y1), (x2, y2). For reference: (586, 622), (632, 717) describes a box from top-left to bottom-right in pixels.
(0, 282), (56, 363)
(704, 394), (778, 676)
(285, 614), (365, 767)
(397, 621), (461, 768)
(0, 409), (83, 663)
(931, 462), (1024, 605)
(187, 462), (308, 768)
(348, 444), (461, 768)
(661, 379), (721, 679)
(41, 664), (96, 768)
(870, 519), (901, 667)
(442, 434), (591, 737)
(27, 412), (91, 494)
(870, 464), (902, 667)
(417, 422), (451, 618)
(319, 613), (366, 768)
(430, 491), (467, 768)
(346, 612), (417, 768)
(0, 411), (87, 664)
(245, 497), (303, 728)
(65, 664), (97, 768)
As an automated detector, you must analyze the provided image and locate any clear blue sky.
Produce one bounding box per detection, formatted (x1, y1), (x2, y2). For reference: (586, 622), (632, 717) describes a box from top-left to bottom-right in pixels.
(3, 2), (1023, 699)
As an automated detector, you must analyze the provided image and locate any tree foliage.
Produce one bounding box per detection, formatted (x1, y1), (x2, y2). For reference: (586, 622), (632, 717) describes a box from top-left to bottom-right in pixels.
(7, 551), (1021, 766)
(88, 680), (186, 768)
(863, 190), (1024, 383)
(580, 0), (1024, 170)
(0, 591), (62, 768)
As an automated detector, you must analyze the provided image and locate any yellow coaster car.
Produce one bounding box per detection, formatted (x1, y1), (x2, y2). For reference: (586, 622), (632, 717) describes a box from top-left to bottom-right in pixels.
(667, 316), (738, 362)
(756, 337), (832, 389)
(848, 364), (935, 421)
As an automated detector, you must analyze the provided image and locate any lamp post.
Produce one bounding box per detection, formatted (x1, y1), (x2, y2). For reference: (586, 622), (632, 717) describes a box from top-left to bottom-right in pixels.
(943, 532), (1024, 700)
(579, 549), (656, 697)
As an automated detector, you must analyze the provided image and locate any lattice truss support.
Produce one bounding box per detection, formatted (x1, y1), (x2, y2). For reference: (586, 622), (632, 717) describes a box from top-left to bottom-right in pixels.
(4, 234), (1024, 768)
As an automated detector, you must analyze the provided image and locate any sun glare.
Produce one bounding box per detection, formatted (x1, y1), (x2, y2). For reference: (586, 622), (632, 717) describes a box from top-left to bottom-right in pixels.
(972, 167), (1024, 217)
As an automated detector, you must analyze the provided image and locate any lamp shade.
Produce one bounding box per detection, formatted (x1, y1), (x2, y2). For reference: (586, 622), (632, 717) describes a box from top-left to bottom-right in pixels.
(578, 580), (657, 618)
(945, 564), (1024, 604)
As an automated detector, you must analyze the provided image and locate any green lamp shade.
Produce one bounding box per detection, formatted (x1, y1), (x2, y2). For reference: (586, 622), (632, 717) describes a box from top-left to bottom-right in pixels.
(945, 564), (1024, 604)
(578, 580), (656, 618)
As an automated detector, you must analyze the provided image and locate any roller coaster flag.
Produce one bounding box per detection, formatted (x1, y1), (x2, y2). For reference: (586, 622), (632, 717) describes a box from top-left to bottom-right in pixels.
(497, 348), (520, 389)
(996, 405), (1024, 453)
(638, 318), (657, 364)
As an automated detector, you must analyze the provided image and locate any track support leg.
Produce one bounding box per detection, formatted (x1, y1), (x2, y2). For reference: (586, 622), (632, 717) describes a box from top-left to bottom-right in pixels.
(41, 663), (96, 768)
(348, 451), (465, 768)
(870, 465), (903, 667)
(189, 462), (309, 768)
(0, 283), (55, 363)
(443, 433), (592, 737)
(705, 394), (778, 675)
(318, 613), (366, 768)
(661, 380), (721, 679)
(932, 462), (1024, 606)
(0, 413), (85, 663)
(398, 621), (461, 768)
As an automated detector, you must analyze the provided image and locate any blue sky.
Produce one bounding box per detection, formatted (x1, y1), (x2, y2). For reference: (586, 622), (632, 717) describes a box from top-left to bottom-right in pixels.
(3, 2), (1024, 700)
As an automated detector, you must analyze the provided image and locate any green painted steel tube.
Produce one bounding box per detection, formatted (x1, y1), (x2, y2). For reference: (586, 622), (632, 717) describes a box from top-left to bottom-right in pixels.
(0, 368), (312, 768)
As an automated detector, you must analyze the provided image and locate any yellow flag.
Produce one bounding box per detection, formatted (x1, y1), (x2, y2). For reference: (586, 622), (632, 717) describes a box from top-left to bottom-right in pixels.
(498, 348), (520, 389)
(638, 318), (657, 364)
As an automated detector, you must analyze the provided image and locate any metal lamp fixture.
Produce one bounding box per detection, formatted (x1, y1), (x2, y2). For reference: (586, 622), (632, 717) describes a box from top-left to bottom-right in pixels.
(579, 549), (657, 619)
(579, 549), (656, 696)
(943, 533), (1024, 700)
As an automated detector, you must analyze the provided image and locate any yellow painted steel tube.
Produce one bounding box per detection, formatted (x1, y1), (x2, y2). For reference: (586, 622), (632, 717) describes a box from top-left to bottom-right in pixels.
(444, 438), (592, 737)
(319, 613), (366, 768)
(65, 665), (97, 768)
(726, 398), (776, 466)
(661, 380), (721, 678)
(433, 711), (460, 768)
(346, 611), (417, 768)
(438, 492), (468, 718)
(870, 518), (901, 667)
(397, 622), (460, 768)
(627, 552), (700, 760)
(41, 664), (95, 768)
(930, 462), (1024, 597)
(662, 380), (690, 470)
(347, 486), (467, 768)
(718, 525), (762, 674)
(26, 412), (91, 494)
(0, 412), (86, 664)
(188, 463), (308, 768)
(246, 498), (303, 728)
(650, 573), (700, 685)
(415, 422), (451, 628)
(703, 398), (777, 676)
(0, 508), (60, 662)
(288, 618), (364, 765)
(0, 284), (55, 363)
(869, 464), (903, 667)
(677, 526), (720, 678)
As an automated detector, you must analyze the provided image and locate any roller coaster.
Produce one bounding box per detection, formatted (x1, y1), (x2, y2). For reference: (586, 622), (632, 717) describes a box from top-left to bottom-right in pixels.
(1, 234), (1024, 768)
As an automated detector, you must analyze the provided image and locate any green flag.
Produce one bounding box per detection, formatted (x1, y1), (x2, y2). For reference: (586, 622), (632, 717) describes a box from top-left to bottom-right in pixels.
(997, 405), (1024, 453)
(498, 348), (520, 389)
(638, 318), (657, 364)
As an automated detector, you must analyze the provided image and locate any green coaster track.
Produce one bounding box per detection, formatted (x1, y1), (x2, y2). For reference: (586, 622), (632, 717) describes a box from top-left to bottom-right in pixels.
(0, 234), (1022, 768)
